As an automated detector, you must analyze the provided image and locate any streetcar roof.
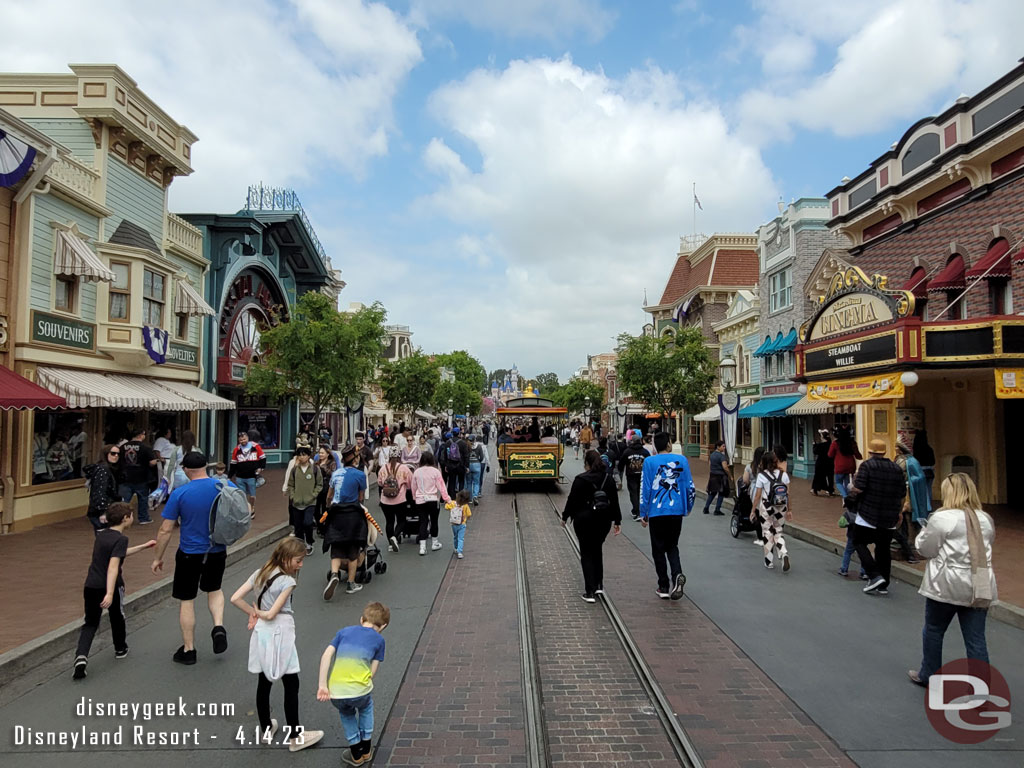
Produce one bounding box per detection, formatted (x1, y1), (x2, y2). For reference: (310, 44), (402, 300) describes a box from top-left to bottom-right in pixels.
(495, 407), (568, 415)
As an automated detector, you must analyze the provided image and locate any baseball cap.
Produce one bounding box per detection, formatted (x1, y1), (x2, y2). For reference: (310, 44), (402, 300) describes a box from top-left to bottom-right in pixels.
(182, 451), (208, 469)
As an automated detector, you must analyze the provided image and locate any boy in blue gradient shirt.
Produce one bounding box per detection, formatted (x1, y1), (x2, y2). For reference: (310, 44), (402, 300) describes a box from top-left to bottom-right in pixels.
(639, 432), (695, 601)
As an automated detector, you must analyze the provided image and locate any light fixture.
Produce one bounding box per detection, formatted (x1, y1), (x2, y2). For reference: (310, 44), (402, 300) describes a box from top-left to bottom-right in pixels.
(718, 357), (737, 390)
(798, 383), (808, 395)
(900, 371), (919, 387)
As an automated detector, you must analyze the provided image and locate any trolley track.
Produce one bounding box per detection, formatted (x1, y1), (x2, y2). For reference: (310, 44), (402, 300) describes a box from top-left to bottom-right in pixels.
(511, 489), (704, 768)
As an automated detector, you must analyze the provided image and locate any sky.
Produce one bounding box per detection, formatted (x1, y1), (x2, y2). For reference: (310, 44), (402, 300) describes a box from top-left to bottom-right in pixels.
(3, 0), (1023, 380)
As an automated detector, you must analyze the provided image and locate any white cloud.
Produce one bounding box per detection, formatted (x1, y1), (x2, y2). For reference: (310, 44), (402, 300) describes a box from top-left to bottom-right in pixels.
(737, 0), (1024, 143)
(0, 0), (421, 211)
(408, 0), (615, 41)
(405, 56), (776, 376)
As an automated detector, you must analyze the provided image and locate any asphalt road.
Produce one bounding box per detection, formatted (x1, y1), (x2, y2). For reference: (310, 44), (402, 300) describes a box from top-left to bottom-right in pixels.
(555, 451), (1023, 768)
(0, 500), (451, 768)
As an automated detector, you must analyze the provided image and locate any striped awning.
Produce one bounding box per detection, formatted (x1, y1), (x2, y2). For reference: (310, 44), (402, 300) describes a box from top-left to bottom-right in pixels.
(106, 375), (195, 411)
(174, 279), (215, 316)
(154, 379), (235, 411)
(54, 229), (115, 283)
(785, 394), (834, 415)
(693, 399), (751, 422)
(36, 367), (159, 409)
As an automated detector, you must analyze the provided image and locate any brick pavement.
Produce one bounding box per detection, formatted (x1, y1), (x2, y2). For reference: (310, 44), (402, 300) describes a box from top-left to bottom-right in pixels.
(0, 469), (293, 654)
(516, 493), (682, 768)
(374, 492), (527, 767)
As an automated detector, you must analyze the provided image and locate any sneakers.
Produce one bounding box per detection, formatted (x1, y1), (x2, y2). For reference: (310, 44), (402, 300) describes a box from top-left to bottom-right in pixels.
(457, 552), (464, 559)
(703, 508), (710, 515)
(764, 558), (774, 569)
(305, 543), (314, 556)
(713, 510), (725, 516)
(875, 588), (889, 595)
(114, 646), (130, 659)
(323, 572), (341, 601)
(473, 498), (479, 506)
(863, 576), (886, 593)
(138, 519), (153, 525)
(431, 538), (442, 551)
(287, 729), (324, 752)
(211, 625), (228, 654)
(631, 514), (640, 522)
(907, 670), (926, 687)
(670, 573), (686, 600)
(419, 541), (426, 556)
(260, 719), (279, 745)
(346, 582), (363, 594)
(73, 655), (88, 680)
(595, 586), (605, 595)
(343, 740), (374, 765)
(782, 555), (791, 573)
(859, 572), (869, 580)
(581, 593), (597, 604)
(836, 569), (849, 577)
(389, 535), (400, 552)
(173, 646), (197, 665)
(655, 589), (671, 599)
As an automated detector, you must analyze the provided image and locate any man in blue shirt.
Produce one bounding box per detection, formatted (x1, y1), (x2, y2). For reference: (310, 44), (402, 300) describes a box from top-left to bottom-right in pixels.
(152, 451), (237, 665)
(639, 432), (695, 600)
(324, 445), (369, 600)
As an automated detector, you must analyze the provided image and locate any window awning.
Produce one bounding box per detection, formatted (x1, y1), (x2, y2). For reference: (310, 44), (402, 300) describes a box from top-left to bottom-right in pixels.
(0, 367), (67, 410)
(753, 336), (773, 357)
(54, 229), (115, 283)
(155, 379), (235, 410)
(693, 399), (751, 422)
(174, 280), (216, 316)
(775, 328), (798, 353)
(902, 267), (929, 298)
(785, 394), (835, 415)
(37, 367), (160, 409)
(966, 240), (1011, 280)
(928, 254), (965, 292)
(414, 409), (436, 420)
(737, 395), (802, 419)
(106, 376), (197, 411)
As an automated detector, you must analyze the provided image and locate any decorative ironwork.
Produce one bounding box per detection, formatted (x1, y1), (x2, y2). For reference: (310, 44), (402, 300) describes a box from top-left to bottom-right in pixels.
(243, 184), (330, 268)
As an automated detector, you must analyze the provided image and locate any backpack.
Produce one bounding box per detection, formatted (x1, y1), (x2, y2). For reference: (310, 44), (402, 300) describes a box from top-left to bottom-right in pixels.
(760, 470), (789, 511)
(381, 466), (401, 498)
(627, 452), (645, 475)
(449, 503), (465, 525)
(588, 474), (611, 515)
(209, 477), (252, 547)
(446, 440), (461, 466)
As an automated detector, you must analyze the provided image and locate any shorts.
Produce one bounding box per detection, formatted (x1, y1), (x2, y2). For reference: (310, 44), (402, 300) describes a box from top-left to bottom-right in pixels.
(330, 542), (362, 561)
(234, 477), (257, 496)
(172, 549), (228, 600)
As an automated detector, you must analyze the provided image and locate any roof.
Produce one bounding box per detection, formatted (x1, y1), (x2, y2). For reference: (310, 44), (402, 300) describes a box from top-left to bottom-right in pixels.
(656, 246), (758, 307)
(496, 407), (567, 415)
(108, 219), (160, 254)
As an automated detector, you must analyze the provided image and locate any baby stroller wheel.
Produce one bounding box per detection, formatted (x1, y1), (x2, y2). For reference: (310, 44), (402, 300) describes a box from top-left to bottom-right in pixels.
(730, 514), (741, 538)
(373, 562), (382, 574)
(379, 562), (387, 573)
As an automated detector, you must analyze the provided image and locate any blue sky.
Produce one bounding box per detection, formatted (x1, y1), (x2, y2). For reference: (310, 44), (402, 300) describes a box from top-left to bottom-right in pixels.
(4, 0), (1023, 379)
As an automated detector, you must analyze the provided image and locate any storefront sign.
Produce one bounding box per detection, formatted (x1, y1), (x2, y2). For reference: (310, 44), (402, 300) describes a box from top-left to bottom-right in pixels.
(807, 373), (905, 402)
(995, 368), (1024, 398)
(231, 363), (247, 381)
(804, 333), (897, 375)
(809, 293), (894, 341)
(896, 407), (924, 447)
(30, 310), (95, 351)
(762, 382), (799, 397)
(165, 342), (199, 367)
(733, 384), (760, 396)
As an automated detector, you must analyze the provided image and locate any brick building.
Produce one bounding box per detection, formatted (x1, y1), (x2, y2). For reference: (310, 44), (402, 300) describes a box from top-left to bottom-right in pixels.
(798, 59), (1024, 506)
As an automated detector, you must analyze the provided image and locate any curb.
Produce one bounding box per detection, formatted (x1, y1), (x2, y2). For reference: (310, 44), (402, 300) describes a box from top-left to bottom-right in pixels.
(0, 522), (289, 687)
(695, 490), (1024, 632)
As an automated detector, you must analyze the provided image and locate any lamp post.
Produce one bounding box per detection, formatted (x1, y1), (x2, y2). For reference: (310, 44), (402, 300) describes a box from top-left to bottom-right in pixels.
(447, 398), (454, 429)
(718, 356), (738, 484)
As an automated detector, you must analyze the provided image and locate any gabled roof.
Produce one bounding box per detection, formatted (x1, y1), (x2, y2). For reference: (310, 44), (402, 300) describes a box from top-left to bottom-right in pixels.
(107, 219), (160, 254)
(655, 247), (758, 308)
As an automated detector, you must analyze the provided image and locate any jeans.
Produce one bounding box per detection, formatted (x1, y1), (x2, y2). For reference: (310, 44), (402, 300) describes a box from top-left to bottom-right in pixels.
(574, 520), (610, 595)
(467, 462), (482, 499)
(234, 476), (257, 497)
(626, 474), (641, 517)
(834, 473), (852, 498)
(648, 515), (683, 592)
(918, 598), (989, 682)
(120, 482), (152, 523)
(852, 523), (893, 586)
(703, 489), (726, 514)
(332, 693), (374, 745)
(840, 529), (866, 575)
(452, 523), (466, 553)
(76, 585), (126, 658)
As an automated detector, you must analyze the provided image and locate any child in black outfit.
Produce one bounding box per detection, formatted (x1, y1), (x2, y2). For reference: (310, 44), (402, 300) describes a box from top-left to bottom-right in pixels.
(73, 502), (156, 679)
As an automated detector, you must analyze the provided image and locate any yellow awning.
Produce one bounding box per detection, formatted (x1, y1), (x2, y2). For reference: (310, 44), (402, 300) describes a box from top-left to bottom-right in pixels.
(174, 279), (215, 316)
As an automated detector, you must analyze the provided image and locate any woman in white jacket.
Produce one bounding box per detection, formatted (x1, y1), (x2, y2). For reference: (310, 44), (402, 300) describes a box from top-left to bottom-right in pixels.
(908, 473), (996, 686)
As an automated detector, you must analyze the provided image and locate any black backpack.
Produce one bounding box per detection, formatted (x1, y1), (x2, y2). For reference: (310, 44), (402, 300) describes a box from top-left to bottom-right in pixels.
(760, 470), (789, 511)
(588, 474), (611, 515)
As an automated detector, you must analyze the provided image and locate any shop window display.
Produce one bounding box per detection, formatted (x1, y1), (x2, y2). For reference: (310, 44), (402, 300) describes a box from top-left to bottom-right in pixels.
(32, 410), (92, 484)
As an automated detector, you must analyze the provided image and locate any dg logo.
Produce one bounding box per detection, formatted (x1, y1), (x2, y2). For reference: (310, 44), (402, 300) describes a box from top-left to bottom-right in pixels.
(925, 659), (1011, 744)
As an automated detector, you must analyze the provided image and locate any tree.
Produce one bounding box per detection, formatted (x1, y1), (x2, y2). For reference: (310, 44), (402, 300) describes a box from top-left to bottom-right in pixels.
(551, 377), (605, 415)
(615, 327), (715, 422)
(432, 380), (483, 417)
(535, 372), (560, 394)
(436, 350), (487, 393)
(380, 351), (439, 416)
(244, 292), (388, 435)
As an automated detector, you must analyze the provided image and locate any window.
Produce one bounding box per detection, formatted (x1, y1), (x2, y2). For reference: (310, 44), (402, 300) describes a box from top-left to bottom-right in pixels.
(31, 409), (93, 485)
(764, 356), (772, 378)
(109, 262), (130, 321)
(769, 269), (792, 312)
(787, 352), (795, 375)
(176, 313), (189, 339)
(143, 269), (165, 327)
(736, 345), (745, 384)
(687, 417), (700, 447)
(55, 275), (77, 313)
(945, 292), (965, 321)
(990, 280), (1013, 315)
(744, 353), (752, 385)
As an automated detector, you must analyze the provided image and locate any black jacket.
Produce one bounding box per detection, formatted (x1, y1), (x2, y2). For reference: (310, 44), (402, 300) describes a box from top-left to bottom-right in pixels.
(617, 443), (650, 476)
(563, 466), (621, 526)
(85, 460), (120, 517)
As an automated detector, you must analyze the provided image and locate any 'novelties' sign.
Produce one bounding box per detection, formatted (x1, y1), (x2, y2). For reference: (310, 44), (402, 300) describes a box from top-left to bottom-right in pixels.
(166, 343), (199, 367)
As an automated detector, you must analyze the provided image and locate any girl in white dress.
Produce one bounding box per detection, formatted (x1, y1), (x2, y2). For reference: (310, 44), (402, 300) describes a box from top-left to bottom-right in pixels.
(230, 538), (324, 752)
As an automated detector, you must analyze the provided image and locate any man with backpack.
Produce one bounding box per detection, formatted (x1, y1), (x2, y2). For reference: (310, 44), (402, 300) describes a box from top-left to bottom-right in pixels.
(152, 451), (249, 665)
(751, 450), (792, 572)
(561, 449), (622, 603)
(618, 436), (649, 522)
(443, 428), (465, 497)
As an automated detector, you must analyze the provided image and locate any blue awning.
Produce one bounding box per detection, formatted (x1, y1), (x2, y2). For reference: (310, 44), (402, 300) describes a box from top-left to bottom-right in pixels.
(753, 336), (773, 356)
(738, 395), (803, 419)
(775, 328), (798, 352)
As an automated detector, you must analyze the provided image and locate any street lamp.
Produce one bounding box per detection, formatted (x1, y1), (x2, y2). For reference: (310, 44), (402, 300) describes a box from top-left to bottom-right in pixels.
(718, 356), (737, 391)
(584, 395), (592, 424)
(447, 398), (454, 428)
(717, 356), (738, 482)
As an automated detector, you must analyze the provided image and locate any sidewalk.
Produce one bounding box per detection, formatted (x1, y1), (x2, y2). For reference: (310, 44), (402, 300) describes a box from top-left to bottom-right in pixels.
(687, 459), (1024, 612)
(0, 469), (294, 654)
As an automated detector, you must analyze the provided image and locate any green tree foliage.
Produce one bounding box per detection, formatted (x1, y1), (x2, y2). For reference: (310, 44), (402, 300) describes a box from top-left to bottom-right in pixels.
(436, 350), (487, 392)
(380, 351), (439, 415)
(432, 380), (482, 417)
(551, 377), (605, 415)
(615, 328), (715, 420)
(244, 292), (388, 431)
(535, 372), (560, 394)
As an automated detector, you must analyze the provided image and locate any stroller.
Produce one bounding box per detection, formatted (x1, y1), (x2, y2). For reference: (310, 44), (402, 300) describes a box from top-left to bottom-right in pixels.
(729, 479), (761, 539)
(400, 504), (421, 541)
(355, 544), (386, 583)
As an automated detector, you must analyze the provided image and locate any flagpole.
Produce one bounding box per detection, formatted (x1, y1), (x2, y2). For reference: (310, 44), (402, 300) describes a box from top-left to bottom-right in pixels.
(692, 182), (696, 237)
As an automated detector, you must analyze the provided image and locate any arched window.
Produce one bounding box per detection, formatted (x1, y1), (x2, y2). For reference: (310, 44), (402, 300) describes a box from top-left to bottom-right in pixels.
(736, 344), (745, 384)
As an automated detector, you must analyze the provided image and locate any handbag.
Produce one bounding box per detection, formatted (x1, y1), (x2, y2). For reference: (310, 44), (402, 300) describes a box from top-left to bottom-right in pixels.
(964, 507), (993, 608)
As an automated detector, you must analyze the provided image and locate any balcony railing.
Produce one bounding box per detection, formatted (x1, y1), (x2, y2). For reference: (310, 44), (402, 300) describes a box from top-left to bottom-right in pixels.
(46, 155), (102, 208)
(165, 212), (203, 259)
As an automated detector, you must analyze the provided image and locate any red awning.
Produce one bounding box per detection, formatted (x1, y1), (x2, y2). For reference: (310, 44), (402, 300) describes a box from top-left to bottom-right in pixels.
(966, 240), (1011, 280)
(927, 254), (965, 292)
(0, 367), (67, 410)
(902, 266), (929, 298)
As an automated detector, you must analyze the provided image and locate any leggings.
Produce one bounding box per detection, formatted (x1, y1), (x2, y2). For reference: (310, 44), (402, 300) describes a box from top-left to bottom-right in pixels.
(380, 502), (405, 541)
(416, 501), (440, 541)
(257, 672), (300, 732)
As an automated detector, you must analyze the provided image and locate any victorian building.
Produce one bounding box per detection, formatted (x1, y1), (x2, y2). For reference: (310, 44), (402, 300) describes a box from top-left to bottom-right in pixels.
(798, 59), (1024, 506)
(0, 65), (234, 531)
(644, 233), (759, 455)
